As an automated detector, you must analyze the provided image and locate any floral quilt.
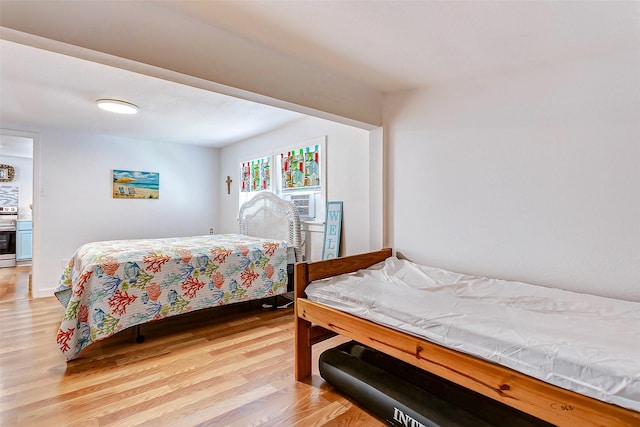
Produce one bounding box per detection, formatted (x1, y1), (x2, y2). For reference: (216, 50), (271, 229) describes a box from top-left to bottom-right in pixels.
(54, 234), (288, 361)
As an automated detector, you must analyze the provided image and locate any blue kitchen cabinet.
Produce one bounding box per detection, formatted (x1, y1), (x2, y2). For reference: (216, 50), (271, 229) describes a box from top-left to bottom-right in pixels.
(16, 220), (32, 261)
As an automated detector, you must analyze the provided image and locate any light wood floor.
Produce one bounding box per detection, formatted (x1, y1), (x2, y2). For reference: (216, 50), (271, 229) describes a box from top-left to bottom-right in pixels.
(0, 265), (31, 302)
(0, 296), (384, 426)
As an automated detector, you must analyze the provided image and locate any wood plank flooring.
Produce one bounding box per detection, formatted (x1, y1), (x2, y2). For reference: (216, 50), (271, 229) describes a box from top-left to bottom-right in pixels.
(0, 296), (384, 426)
(0, 265), (31, 302)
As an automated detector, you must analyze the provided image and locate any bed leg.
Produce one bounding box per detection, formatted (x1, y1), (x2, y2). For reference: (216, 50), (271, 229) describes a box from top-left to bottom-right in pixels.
(295, 316), (312, 380)
(135, 325), (144, 343)
(262, 295), (283, 310)
(294, 261), (312, 380)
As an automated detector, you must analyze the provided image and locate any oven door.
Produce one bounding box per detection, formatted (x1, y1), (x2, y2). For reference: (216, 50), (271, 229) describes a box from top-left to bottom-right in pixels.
(0, 226), (17, 267)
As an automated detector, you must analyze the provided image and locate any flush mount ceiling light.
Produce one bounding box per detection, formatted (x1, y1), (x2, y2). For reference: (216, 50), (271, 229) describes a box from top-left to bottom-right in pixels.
(96, 99), (139, 115)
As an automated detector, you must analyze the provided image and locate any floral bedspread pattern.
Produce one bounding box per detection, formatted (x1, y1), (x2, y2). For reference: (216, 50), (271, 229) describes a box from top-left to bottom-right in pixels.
(54, 234), (288, 361)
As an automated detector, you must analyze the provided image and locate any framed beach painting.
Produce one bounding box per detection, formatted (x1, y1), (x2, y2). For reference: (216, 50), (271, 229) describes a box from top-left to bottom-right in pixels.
(113, 169), (159, 199)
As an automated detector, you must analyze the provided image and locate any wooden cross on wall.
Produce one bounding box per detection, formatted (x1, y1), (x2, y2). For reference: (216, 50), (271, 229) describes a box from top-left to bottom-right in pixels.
(225, 176), (233, 194)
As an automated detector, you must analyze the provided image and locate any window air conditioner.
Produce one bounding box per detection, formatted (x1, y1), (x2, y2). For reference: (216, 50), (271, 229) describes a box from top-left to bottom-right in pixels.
(286, 193), (315, 220)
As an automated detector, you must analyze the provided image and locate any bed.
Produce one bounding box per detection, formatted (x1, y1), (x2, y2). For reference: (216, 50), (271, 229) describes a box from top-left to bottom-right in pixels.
(294, 249), (640, 427)
(55, 192), (302, 361)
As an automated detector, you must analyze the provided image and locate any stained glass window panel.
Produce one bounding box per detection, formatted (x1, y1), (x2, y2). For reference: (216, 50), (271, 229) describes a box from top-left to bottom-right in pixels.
(240, 156), (270, 193)
(280, 145), (320, 189)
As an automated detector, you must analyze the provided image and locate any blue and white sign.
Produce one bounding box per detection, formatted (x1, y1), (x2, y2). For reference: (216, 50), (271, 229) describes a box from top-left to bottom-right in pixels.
(322, 201), (343, 260)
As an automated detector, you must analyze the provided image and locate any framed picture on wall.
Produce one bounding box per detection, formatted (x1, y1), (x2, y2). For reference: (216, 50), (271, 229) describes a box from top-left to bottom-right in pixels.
(113, 169), (159, 199)
(322, 201), (343, 260)
(0, 164), (15, 182)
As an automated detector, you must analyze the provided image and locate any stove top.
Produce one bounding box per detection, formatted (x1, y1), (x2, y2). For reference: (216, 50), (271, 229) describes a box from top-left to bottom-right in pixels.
(0, 207), (18, 224)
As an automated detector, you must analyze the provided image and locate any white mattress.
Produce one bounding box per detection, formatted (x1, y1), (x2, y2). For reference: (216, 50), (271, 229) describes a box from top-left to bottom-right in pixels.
(305, 257), (640, 412)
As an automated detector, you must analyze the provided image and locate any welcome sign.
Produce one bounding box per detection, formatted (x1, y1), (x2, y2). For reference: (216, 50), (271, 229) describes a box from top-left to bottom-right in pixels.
(322, 201), (343, 259)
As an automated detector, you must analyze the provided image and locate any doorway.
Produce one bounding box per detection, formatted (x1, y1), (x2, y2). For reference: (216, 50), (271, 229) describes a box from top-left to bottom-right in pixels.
(0, 130), (36, 301)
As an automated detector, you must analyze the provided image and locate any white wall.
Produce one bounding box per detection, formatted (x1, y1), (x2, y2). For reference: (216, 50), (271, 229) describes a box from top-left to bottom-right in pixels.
(218, 116), (372, 261)
(385, 49), (640, 301)
(33, 129), (218, 297)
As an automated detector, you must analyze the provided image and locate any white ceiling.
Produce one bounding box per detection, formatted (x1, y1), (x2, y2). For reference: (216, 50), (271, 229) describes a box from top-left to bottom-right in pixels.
(1, 1), (639, 155)
(0, 39), (305, 153)
(166, 0), (640, 92)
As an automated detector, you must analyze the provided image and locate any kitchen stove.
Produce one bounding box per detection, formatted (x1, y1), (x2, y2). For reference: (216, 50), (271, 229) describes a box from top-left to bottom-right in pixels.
(0, 206), (18, 268)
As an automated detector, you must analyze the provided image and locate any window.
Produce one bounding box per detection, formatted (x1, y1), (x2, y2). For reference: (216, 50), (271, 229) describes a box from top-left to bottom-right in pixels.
(239, 136), (326, 222)
(241, 156), (271, 193)
(239, 155), (271, 208)
(276, 137), (326, 222)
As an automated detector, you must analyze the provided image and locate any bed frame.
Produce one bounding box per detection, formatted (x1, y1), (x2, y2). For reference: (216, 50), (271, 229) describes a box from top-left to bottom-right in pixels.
(294, 249), (640, 427)
(56, 192), (303, 359)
